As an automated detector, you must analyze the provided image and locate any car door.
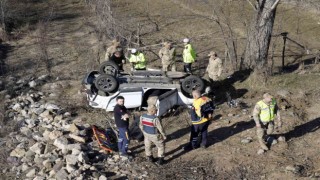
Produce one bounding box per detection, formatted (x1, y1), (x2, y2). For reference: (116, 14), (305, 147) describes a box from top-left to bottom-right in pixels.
(105, 87), (143, 111)
(156, 89), (178, 116)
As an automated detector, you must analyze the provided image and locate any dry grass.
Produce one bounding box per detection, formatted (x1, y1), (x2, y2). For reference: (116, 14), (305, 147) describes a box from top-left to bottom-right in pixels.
(235, 71), (320, 93)
(0, 94), (7, 137)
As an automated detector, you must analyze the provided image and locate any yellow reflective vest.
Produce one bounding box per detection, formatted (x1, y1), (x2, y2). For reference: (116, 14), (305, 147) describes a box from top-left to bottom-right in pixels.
(129, 52), (146, 69)
(183, 44), (196, 63)
(192, 96), (212, 125)
(257, 100), (276, 123)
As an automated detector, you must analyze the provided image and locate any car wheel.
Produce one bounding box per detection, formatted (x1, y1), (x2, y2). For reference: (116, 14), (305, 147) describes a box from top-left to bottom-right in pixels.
(181, 75), (205, 94)
(99, 61), (119, 76)
(94, 74), (119, 93)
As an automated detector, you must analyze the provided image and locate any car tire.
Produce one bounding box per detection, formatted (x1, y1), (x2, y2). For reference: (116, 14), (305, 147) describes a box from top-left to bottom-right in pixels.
(94, 74), (119, 93)
(181, 75), (205, 94)
(99, 61), (119, 76)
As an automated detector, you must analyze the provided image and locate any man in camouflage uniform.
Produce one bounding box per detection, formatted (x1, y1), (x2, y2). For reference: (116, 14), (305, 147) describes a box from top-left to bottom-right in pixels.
(205, 51), (223, 81)
(253, 93), (282, 151)
(105, 39), (122, 61)
(158, 42), (176, 72)
(139, 105), (166, 165)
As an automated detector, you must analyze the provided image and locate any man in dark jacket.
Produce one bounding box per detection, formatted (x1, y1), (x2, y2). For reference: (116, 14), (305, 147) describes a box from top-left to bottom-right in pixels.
(114, 96), (131, 157)
(110, 50), (125, 71)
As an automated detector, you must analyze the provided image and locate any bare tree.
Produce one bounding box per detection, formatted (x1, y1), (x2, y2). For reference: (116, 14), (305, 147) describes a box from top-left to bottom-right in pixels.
(243, 0), (281, 72)
(171, 0), (239, 72)
(212, 2), (238, 71)
(36, 8), (54, 73)
(0, 0), (8, 39)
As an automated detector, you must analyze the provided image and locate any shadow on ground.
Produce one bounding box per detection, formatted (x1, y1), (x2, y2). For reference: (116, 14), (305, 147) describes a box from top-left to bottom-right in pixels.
(0, 43), (13, 75)
(207, 120), (255, 147)
(209, 69), (251, 105)
(284, 117), (320, 141)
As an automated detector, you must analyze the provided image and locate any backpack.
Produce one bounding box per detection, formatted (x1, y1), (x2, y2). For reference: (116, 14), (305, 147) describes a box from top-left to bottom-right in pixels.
(200, 100), (215, 118)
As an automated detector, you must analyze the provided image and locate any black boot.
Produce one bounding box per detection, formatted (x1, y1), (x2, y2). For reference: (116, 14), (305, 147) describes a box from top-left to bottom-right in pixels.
(146, 156), (154, 162)
(156, 157), (164, 165)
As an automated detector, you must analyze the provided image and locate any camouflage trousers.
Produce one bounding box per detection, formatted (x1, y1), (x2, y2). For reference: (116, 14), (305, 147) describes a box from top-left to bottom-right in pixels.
(257, 121), (274, 149)
(143, 133), (165, 157)
(162, 63), (176, 72)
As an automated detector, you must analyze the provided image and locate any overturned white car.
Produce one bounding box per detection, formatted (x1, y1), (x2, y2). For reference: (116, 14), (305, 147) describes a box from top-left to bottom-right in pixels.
(82, 61), (207, 116)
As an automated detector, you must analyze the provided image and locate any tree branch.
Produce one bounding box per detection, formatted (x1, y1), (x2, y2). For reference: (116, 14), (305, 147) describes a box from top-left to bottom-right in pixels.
(270, 0), (280, 11)
(246, 0), (257, 11)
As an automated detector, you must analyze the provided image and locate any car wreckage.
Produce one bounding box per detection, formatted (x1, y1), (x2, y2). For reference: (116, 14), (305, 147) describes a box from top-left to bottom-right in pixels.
(82, 61), (209, 116)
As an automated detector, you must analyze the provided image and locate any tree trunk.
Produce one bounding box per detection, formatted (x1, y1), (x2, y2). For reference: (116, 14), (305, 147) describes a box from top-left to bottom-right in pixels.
(244, 0), (280, 71)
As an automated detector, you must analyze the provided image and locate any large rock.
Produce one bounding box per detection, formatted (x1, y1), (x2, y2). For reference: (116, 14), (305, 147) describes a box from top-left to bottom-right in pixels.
(42, 130), (51, 140)
(10, 148), (26, 158)
(29, 80), (37, 88)
(66, 164), (77, 173)
(66, 155), (78, 165)
(257, 149), (265, 155)
(54, 115), (63, 122)
(78, 152), (89, 163)
(32, 132), (44, 142)
(71, 148), (81, 155)
(99, 175), (108, 180)
(26, 96), (35, 104)
(33, 108), (45, 115)
(38, 74), (49, 81)
(241, 137), (252, 144)
(53, 137), (69, 150)
(33, 176), (45, 180)
(6, 156), (20, 166)
(68, 123), (79, 133)
(20, 109), (28, 117)
(26, 168), (36, 178)
(49, 169), (56, 178)
(69, 134), (86, 143)
(30, 142), (45, 154)
(39, 110), (53, 121)
(42, 159), (53, 169)
(12, 103), (22, 111)
(34, 156), (45, 166)
(25, 119), (37, 128)
(53, 160), (64, 172)
(286, 165), (302, 173)
(49, 130), (63, 140)
(20, 127), (33, 137)
(16, 142), (28, 149)
(22, 150), (36, 162)
(66, 143), (82, 151)
(21, 163), (30, 172)
(55, 169), (68, 180)
(45, 103), (60, 111)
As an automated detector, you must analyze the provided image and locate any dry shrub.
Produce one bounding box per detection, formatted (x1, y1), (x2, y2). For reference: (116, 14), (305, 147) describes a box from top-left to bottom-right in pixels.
(0, 94), (5, 135)
(247, 69), (268, 90)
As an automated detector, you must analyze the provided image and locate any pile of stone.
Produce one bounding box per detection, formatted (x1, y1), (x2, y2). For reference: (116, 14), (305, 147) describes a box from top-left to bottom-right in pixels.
(3, 87), (148, 179)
